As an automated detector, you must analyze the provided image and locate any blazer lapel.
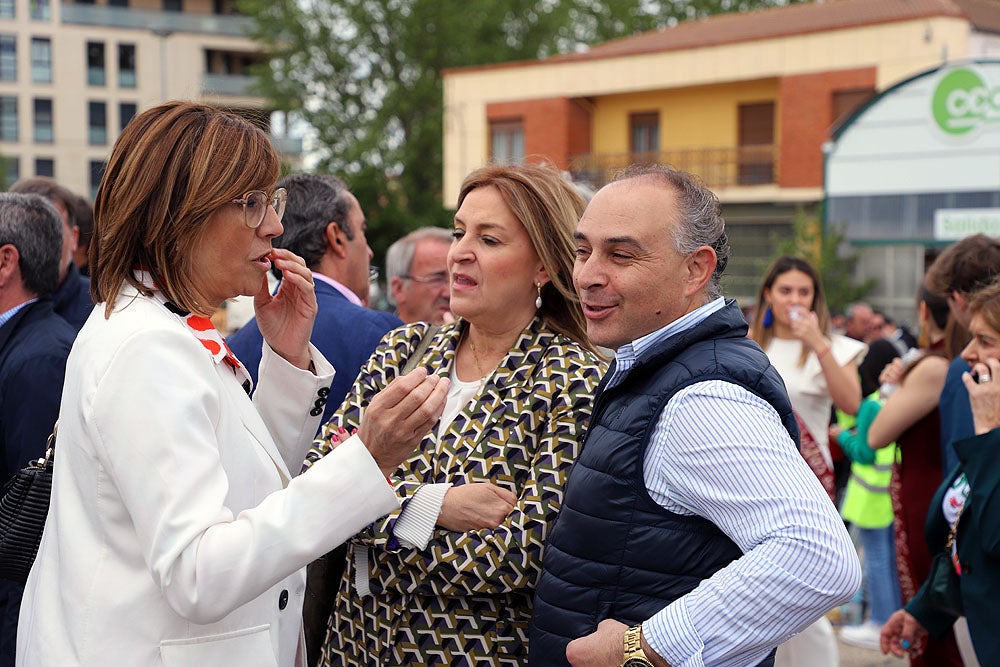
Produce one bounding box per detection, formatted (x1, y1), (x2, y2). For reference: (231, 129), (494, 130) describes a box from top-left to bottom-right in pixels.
(435, 318), (549, 477)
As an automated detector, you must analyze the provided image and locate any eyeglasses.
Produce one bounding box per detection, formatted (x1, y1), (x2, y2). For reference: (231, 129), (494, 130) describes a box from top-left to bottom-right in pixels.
(401, 271), (448, 287)
(230, 188), (287, 229)
(368, 266), (380, 282)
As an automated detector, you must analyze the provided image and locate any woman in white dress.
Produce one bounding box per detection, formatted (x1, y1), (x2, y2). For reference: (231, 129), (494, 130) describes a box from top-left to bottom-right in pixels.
(750, 256), (866, 667)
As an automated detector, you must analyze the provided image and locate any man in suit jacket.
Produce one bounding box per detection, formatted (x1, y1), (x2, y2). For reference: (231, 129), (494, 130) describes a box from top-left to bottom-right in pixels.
(228, 173), (402, 424)
(0, 193), (75, 667)
(9, 177), (94, 332)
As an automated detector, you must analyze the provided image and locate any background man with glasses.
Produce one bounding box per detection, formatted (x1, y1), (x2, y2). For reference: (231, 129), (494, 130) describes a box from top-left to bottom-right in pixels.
(228, 172), (401, 423)
(386, 227), (453, 324)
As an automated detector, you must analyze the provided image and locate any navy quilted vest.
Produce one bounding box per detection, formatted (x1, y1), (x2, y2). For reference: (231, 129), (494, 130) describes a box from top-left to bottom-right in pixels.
(529, 300), (798, 666)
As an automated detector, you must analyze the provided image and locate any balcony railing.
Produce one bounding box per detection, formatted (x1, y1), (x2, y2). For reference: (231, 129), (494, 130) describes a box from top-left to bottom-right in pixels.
(202, 73), (257, 97)
(60, 3), (253, 37)
(568, 145), (779, 191)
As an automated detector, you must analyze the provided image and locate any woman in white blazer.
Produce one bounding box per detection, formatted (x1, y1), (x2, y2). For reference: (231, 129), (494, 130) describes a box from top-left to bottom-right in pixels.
(16, 101), (448, 667)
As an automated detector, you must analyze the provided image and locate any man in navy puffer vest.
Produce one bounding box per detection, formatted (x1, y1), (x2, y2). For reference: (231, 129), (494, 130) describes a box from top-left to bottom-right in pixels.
(529, 165), (861, 667)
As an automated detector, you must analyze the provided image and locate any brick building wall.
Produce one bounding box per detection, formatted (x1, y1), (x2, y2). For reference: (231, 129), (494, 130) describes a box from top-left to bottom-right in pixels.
(778, 67), (877, 187)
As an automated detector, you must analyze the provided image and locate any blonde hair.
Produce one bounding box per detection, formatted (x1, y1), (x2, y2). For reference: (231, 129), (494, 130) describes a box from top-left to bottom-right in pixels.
(457, 164), (593, 352)
(91, 101), (279, 316)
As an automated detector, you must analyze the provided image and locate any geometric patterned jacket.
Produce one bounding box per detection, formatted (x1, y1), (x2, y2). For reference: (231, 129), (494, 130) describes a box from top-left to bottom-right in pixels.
(303, 317), (606, 665)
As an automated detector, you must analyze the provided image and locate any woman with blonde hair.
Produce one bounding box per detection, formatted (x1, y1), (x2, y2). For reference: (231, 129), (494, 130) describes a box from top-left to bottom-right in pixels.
(305, 163), (606, 666)
(749, 256), (865, 497)
(749, 255), (866, 667)
(17, 101), (443, 666)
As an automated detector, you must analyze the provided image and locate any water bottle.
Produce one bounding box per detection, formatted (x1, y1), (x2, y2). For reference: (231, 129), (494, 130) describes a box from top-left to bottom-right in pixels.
(879, 347), (922, 399)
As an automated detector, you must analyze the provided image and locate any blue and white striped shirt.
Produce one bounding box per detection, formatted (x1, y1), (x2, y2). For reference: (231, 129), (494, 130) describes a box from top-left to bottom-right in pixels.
(0, 299), (36, 329)
(613, 299), (860, 667)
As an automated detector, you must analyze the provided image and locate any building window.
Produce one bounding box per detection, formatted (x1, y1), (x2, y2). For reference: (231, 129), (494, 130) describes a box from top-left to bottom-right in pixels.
(88, 101), (106, 145)
(87, 41), (105, 86)
(35, 157), (53, 177)
(0, 0), (13, 19)
(29, 0), (49, 20)
(0, 35), (14, 82)
(629, 112), (660, 157)
(33, 97), (52, 143)
(119, 102), (137, 131)
(0, 96), (16, 142)
(163, 0), (181, 11)
(118, 43), (136, 88)
(489, 119), (524, 165)
(3, 156), (18, 188)
(109, 0), (128, 6)
(89, 160), (105, 201)
(31, 37), (51, 83)
(832, 87), (876, 127)
(737, 101), (775, 185)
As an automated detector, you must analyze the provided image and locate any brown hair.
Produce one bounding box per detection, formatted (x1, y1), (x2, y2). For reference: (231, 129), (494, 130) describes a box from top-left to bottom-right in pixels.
(925, 233), (1000, 298)
(749, 255), (831, 366)
(90, 101), (279, 316)
(969, 277), (1000, 336)
(456, 164), (593, 352)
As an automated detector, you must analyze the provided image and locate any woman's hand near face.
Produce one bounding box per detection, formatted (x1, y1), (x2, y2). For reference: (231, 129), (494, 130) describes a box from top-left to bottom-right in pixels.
(962, 357), (1000, 435)
(254, 249), (317, 371)
(789, 308), (826, 352)
(358, 368), (450, 476)
(437, 483), (517, 532)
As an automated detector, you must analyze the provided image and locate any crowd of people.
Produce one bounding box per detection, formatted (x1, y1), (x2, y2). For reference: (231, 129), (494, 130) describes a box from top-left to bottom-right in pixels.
(0, 100), (997, 667)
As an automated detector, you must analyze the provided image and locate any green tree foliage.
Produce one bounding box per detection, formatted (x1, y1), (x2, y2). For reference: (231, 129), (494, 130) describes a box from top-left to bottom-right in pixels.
(771, 206), (876, 314)
(239, 0), (806, 261)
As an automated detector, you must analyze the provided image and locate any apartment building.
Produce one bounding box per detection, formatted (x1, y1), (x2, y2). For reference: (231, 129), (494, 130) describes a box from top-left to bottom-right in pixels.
(0, 0), (299, 200)
(442, 0), (1000, 307)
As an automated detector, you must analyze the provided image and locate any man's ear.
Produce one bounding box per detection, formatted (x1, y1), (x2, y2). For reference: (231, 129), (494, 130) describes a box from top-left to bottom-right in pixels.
(684, 246), (717, 297)
(0, 244), (20, 289)
(389, 276), (406, 303)
(951, 290), (968, 313)
(325, 222), (349, 260)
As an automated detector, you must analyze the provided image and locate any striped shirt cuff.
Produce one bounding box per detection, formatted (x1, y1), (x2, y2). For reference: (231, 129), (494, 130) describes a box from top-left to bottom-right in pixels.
(645, 601), (705, 667)
(393, 482), (452, 550)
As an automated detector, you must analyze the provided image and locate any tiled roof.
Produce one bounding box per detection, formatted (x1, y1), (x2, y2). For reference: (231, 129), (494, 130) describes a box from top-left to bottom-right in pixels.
(543, 0), (999, 64)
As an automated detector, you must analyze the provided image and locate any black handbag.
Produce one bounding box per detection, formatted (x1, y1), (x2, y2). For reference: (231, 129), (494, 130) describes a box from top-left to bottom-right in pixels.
(925, 502), (964, 617)
(0, 426), (55, 584)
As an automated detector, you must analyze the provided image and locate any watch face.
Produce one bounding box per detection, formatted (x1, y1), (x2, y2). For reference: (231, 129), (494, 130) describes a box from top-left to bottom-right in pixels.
(623, 659), (654, 667)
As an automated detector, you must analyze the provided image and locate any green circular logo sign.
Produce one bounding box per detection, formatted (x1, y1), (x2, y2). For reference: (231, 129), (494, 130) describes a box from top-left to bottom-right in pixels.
(932, 67), (997, 135)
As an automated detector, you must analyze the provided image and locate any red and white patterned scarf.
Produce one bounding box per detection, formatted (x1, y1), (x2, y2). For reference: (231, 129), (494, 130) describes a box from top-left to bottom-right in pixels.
(135, 270), (252, 388)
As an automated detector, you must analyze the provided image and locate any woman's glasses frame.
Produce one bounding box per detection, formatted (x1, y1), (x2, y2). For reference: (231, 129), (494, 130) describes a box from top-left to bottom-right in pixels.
(231, 188), (288, 229)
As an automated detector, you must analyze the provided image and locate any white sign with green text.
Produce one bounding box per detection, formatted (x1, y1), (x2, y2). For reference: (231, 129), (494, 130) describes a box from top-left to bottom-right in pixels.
(934, 208), (1000, 240)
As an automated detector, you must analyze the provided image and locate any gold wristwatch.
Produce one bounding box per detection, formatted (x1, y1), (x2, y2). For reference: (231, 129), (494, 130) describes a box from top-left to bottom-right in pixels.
(622, 624), (654, 667)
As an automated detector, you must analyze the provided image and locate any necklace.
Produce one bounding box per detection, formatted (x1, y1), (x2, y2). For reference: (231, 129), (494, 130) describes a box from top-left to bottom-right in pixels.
(467, 331), (488, 379)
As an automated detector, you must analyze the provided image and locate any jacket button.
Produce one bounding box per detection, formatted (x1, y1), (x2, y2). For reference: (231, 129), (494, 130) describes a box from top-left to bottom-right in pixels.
(309, 407), (322, 417)
(318, 387), (330, 397)
(278, 589), (289, 610)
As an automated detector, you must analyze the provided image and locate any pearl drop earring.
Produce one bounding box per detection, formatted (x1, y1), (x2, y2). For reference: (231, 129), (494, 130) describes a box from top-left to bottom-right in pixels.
(535, 282), (542, 309)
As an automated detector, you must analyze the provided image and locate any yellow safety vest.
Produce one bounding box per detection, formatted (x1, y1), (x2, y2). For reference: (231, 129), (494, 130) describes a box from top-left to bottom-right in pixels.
(837, 407), (896, 529)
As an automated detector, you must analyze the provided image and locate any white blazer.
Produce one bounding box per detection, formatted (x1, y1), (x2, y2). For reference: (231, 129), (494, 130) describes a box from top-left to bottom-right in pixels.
(17, 287), (398, 666)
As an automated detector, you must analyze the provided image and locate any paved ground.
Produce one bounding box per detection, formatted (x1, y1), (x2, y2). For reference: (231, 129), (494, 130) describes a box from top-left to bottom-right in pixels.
(838, 639), (903, 666)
